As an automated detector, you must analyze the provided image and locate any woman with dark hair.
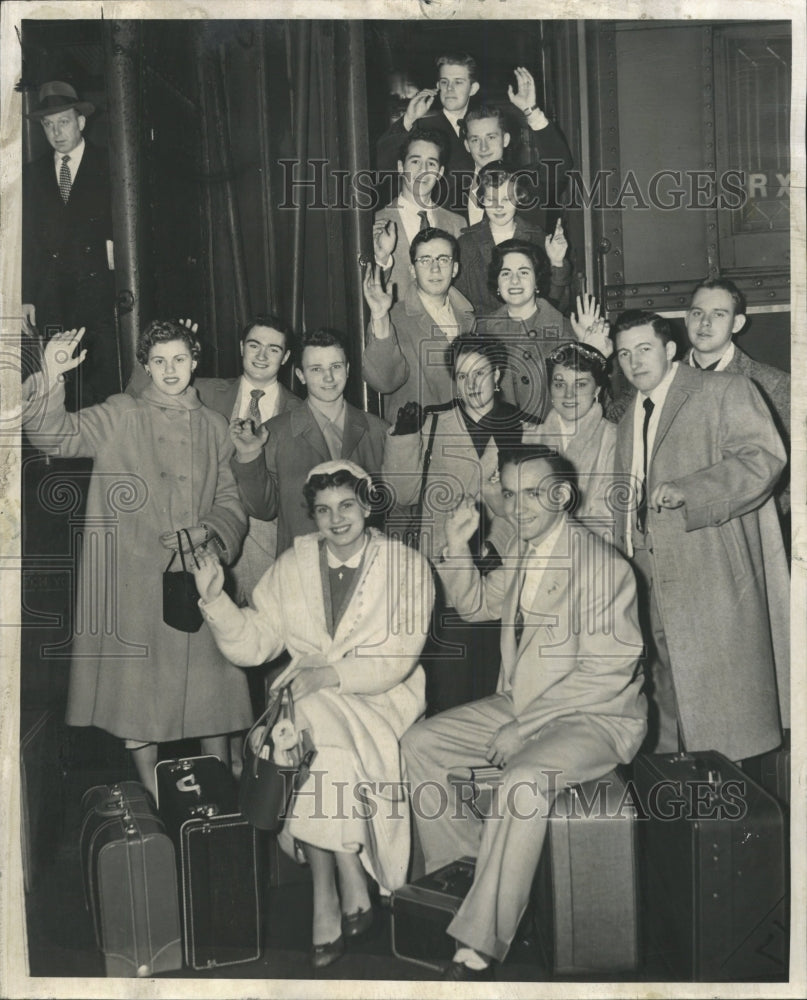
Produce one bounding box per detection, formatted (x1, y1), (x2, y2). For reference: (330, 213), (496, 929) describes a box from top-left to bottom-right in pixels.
(22, 322), (252, 797)
(476, 239), (610, 420)
(382, 332), (526, 713)
(523, 341), (618, 536)
(193, 459), (434, 969)
(455, 162), (571, 316)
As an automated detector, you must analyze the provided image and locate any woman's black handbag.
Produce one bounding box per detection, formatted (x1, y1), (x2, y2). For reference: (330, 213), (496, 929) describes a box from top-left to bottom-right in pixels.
(162, 529), (204, 633)
(239, 685), (316, 831)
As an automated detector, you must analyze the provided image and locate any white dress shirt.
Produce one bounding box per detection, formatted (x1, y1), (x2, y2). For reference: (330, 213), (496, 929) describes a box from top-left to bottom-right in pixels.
(418, 290), (460, 341)
(237, 377), (280, 424)
(53, 137), (85, 185)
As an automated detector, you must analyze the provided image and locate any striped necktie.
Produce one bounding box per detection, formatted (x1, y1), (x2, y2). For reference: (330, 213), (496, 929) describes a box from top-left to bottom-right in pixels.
(59, 155), (72, 203)
(637, 397), (655, 533)
(418, 210), (430, 231)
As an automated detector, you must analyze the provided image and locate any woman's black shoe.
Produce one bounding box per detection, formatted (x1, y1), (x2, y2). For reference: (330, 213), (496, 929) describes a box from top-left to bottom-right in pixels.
(310, 935), (345, 969)
(442, 960), (494, 980)
(342, 906), (374, 938)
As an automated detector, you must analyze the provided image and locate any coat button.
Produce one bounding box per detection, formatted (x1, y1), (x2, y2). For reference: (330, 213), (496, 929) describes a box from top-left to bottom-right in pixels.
(527, 329), (537, 338)
(51, 251), (60, 259)
(178, 475), (187, 482)
(523, 351), (533, 360)
(84, 245), (93, 253)
(520, 375), (530, 384)
(160, 472), (167, 478)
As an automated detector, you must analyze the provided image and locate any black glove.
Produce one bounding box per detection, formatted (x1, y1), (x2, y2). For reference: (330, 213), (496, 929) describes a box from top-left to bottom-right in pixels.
(391, 401), (424, 437)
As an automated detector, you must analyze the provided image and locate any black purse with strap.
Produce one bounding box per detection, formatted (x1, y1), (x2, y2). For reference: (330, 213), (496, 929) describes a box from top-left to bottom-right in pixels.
(162, 529), (204, 633)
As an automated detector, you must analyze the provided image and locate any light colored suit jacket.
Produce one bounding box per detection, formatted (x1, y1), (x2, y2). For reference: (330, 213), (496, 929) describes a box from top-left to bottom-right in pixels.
(614, 364), (788, 759)
(362, 282), (475, 420)
(375, 199), (465, 306)
(438, 519), (647, 761)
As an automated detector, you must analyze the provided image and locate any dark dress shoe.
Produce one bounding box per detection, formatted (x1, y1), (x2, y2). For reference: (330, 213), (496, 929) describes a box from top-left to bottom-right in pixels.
(341, 906), (373, 938)
(442, 960), (494, 980)
(310, 934), (345, 969)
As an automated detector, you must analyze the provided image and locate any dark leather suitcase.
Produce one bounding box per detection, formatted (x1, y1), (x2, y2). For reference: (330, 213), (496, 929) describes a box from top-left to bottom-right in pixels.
(532, 769), (640, 973)
(80, 781), (183, 977)
(155, 755), (263, 970)
(743, 731), (791, 805)
(391, 857), (476, 970)
(634, 751), (788, 981)
(20, 709), (66, 892)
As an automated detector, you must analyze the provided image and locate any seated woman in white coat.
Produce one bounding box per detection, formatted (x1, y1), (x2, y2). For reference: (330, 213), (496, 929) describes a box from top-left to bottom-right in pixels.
(523, 341), (619, 539)
(192, 460), (434, 969)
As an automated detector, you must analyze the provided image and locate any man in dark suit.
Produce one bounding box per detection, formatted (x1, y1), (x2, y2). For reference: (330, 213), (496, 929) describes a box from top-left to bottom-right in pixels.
(23, 81), (116, 407)
(377, 53), (478, 210)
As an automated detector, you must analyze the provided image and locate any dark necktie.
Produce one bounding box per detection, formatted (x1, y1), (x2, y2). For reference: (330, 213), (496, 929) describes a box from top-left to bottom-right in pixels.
(456, 117), (465, 138)
(247, 388), (265, 428)
(59, 155), (72, 203)
(637, 397), (655, 533)
(513, 562), (527, 647)
(417, 210), (430, 232)
(692, 356), (720, 371)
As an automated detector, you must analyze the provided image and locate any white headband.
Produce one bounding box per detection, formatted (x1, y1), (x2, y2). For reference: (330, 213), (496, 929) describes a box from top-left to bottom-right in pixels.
(305, 459), (373, 485)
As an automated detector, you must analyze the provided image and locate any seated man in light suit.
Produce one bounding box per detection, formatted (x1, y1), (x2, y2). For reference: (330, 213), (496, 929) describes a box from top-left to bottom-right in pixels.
(373, 128), (465, 305)
(402, 443), (647, 980)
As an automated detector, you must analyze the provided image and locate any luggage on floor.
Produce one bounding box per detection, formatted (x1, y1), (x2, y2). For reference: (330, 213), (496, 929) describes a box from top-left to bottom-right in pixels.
(634, 750), (788, 981)
(80, 781), (182, 977)
(20, 709), (66, 892)
(742, 730), (791, 805)
(391, 857), (476, 971)
(532, 768), (640, 974)
(155, 755), (263, 970)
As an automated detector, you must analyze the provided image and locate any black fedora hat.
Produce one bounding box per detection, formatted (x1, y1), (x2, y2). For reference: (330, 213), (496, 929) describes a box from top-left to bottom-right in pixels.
(26, 81), (95, 119)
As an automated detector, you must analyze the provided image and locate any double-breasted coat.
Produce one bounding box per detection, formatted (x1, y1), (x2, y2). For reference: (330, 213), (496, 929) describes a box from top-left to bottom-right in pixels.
(23, 378), (253, 742)
(613, 364), (788, 760)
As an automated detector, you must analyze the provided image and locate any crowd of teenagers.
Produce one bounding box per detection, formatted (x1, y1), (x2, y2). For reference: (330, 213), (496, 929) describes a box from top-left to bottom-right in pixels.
(21, 52), (790, 979)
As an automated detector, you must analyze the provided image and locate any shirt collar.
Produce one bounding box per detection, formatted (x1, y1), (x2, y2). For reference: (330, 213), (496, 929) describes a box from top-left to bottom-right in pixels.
(325, 533), (368, 569)
(688, 342), (735, 371)
(54, 137), (85, 166)
(641, 361), (679, 407)
(523, 515), (567, 561)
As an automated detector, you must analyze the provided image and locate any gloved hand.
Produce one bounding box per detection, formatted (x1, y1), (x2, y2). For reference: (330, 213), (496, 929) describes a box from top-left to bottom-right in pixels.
(391, 400), (424, 436)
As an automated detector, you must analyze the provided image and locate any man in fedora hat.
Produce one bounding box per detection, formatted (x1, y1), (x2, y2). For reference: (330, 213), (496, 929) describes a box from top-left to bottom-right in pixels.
(23, 80), (117, 407)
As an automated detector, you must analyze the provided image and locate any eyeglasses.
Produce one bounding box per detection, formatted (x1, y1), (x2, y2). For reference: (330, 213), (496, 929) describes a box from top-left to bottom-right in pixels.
(414, 254), (454, 268)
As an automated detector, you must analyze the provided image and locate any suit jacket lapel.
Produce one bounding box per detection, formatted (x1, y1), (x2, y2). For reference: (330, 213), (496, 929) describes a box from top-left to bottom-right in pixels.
(651, 371), (689, 463)
(340, 405), (367, 458)
(293, 405), (331, 463)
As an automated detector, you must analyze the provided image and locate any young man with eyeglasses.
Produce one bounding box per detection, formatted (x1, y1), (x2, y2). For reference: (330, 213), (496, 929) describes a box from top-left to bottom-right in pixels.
(362, 227), (475, 418)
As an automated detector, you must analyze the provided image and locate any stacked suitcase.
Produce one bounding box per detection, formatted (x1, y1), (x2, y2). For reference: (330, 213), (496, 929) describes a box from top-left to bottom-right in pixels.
(80, 781), (183, 977)
(634, 750), (788, 981)
(155, 755), (264, 970)
(392, 768), (640, 974)
(80, 755), (263, 975)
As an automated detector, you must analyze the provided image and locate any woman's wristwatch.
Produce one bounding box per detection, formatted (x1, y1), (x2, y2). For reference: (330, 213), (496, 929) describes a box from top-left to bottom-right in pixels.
(200, 522), (225, 555)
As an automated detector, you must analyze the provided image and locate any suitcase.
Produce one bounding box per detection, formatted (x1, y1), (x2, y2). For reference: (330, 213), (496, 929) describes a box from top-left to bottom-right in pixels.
(532, 769), (640, 974)
(742, 731), (791, 805)
(155, 755), (263, 970)
(634, 751), (788, 981)
(391, 857), (476, 970)
(20, 710), (66, 892)
(80, 781), (183, 977)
